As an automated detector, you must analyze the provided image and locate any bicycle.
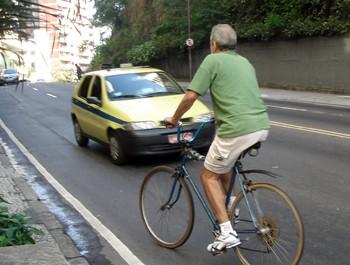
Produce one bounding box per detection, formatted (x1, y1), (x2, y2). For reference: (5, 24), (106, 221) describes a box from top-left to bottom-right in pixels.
(139, 121), (304, 265)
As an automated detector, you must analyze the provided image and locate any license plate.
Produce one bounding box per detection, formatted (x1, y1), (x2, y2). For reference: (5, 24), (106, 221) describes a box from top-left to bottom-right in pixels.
(168, 132), (193, 144)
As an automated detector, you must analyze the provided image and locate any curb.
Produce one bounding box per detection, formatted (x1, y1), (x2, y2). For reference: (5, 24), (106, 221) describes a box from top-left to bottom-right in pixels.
(0, 142), (90, 265)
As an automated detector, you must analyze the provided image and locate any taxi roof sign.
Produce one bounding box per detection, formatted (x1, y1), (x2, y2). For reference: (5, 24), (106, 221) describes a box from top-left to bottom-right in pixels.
(120, 63), (133, 68)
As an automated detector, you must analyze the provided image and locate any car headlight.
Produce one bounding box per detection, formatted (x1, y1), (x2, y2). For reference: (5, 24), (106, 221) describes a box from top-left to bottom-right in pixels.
(192, 113), (215, 123)
(123, 121), (157, 130)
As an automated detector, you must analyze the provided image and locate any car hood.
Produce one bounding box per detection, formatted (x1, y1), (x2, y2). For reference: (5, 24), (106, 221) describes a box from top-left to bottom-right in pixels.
(108, 94), (211, 123)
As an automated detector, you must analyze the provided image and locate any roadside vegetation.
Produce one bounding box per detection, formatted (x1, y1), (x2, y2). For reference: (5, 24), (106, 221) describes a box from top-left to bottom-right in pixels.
(0, 195), (42, 247)
(92, 0), (350, 67)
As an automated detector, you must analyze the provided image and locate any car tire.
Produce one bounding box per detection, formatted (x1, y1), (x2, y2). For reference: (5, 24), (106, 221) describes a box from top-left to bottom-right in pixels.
(109, 133), (127, 165)
(73, 119), (89, 147)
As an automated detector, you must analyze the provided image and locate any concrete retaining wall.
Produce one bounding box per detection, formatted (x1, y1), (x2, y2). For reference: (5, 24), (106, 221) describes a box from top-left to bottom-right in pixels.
(153, 35), (350, 94)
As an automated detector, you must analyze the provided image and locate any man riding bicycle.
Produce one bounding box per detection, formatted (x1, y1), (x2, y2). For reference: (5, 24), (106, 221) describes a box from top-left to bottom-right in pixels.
(165, 24), (270, 253)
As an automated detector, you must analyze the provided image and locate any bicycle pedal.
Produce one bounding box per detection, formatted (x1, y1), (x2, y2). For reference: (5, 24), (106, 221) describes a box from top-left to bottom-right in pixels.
(207, 245), (226, 256)
(211, 248), (226, 256)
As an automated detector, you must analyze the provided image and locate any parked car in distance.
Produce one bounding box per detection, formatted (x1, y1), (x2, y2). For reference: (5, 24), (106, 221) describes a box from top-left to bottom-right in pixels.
(71, 65), (215, 165)
(0, 68), (19, 84)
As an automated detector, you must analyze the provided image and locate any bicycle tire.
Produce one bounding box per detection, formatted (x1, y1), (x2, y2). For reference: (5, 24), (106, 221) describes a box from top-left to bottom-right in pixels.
(139, 165), (195, 248)
(229, 179), (304, 265)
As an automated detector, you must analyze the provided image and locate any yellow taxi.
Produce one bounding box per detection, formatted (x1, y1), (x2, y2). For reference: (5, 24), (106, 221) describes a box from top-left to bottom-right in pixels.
(71, 65), (215, 164)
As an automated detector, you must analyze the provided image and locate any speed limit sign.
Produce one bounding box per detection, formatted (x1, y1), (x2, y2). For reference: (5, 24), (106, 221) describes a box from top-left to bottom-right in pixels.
(186, 38), (194, 47)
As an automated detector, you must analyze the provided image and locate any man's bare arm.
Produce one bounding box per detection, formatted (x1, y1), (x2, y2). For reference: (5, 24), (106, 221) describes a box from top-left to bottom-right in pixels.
(165, 90), (199, 126)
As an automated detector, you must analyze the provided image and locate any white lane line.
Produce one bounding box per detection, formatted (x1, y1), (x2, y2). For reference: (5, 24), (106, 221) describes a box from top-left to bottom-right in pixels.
(32, 87), (38, 91)
(0, 119), (145, 265)
(47, 93), (57, 98)
(267, 105), (307, 112)
(271, 120), (350, 139)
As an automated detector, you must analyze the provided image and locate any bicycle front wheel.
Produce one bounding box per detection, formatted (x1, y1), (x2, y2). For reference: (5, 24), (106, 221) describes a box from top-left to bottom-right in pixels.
(139, 166), (194, 248)
(230, 182), (304, 265)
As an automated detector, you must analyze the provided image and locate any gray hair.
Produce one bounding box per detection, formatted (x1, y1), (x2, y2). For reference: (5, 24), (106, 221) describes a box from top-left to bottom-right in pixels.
(210, 24), (237, 50)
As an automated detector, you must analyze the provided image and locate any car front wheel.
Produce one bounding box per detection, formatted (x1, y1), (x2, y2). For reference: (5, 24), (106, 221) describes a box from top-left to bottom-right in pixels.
(73, 119), (89, 147)
(109, 134), (127, 165)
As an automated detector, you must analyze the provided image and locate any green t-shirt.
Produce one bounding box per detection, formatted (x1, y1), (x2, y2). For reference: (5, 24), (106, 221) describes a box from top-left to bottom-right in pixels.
(189, 50), (270, 137)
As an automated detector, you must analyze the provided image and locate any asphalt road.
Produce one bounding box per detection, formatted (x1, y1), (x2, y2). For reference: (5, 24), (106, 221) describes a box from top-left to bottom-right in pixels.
(0, 82), (349, 265)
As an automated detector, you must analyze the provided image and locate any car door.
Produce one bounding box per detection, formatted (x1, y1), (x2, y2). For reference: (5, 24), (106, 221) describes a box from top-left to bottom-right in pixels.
(84, 75), (109, 142)
(73, 75), (93, 135)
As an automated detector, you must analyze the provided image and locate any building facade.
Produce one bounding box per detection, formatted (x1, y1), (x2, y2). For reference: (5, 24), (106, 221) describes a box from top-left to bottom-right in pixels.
(35, 0), (96, 81)
(0, 0), (97, 81)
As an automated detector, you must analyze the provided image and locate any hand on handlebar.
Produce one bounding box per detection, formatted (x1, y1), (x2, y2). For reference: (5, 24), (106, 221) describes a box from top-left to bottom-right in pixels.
(163, 117), (178, 128)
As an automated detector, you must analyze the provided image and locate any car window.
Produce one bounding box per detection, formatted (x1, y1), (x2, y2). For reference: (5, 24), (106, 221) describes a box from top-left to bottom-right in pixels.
(4, 69), (17, 74)
(78, 75), (92, 99)
(105, 72), (184, 99)
(90, 76), (102, 100)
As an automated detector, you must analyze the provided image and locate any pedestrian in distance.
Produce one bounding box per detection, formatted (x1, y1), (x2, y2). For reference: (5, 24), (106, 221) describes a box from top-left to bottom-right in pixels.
(75, 64), (83, 80)
(165, 24), (270, 253)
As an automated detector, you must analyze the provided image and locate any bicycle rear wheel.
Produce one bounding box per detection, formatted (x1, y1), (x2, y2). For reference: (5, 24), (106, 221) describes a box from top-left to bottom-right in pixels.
(139, 166), (194, 248)
(230, 181), (304, 265)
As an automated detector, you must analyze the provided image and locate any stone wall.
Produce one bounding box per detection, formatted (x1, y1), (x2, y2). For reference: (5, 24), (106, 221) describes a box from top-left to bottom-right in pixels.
(153, 35), (350, 94)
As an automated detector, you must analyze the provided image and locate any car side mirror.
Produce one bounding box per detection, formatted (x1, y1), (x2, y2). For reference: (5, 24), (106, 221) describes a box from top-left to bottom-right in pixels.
(87, 96), (102, 106)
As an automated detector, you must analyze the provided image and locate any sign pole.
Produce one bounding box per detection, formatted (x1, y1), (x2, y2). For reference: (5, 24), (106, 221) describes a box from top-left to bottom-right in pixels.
(187, 0), (192, 81)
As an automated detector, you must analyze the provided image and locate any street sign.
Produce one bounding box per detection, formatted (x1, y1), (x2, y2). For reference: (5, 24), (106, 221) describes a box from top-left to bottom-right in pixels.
(186, 38), (194, 47)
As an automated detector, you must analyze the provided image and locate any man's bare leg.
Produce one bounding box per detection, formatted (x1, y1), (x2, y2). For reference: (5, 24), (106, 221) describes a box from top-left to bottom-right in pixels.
(221, 169), (233, 194)
(200, 167), (229, 223)
(201, 167), (241, 251)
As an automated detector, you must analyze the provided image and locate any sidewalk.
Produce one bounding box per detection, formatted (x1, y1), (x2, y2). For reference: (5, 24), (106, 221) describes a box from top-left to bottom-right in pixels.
(177, 81), (350, 108)
(0, 87), (349, 265)
(260, 87), (350, 108)
(0, 141), (89, 264)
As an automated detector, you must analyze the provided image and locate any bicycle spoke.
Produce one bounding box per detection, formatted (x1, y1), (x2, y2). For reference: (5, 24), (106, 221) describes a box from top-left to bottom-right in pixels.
(231, 181), (304, 265)
(140, 166), (194, 248)
(261, 236), (287, 265)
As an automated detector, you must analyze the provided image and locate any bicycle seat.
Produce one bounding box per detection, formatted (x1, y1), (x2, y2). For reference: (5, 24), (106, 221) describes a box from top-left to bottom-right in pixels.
(238, 142), (261, 160)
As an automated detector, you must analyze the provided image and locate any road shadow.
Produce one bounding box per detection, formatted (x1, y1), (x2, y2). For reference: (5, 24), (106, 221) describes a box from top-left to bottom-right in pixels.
(86, 142), (188, 167)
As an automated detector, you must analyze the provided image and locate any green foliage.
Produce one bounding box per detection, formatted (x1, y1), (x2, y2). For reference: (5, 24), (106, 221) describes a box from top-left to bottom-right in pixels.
(92, 0), (127, 29)
(228, 0), (350, 40)
(127, 41), (156, 65)
(0, 196), (43, 247)
(92, 0), (350, 66)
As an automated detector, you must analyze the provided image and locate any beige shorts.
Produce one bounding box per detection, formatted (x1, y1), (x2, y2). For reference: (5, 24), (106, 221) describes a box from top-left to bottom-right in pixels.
(204, 130), (269, 174)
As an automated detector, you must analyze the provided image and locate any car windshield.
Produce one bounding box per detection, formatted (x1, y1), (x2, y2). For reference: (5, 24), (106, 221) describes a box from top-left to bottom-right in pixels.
(105, 72), (184, 100)
(4, 69), (17, 74)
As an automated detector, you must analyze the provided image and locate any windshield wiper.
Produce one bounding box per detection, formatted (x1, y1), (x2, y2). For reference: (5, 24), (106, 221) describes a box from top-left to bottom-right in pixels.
(143, 91), (182, 97)
(111, 94), (146, 99)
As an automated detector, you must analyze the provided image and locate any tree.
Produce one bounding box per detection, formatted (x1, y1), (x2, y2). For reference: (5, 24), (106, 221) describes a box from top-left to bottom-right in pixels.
(93, 0), (127, 29)
(92, 0), (350, 67)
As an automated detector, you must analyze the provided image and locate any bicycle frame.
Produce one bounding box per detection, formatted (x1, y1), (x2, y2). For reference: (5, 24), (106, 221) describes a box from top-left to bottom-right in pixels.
(164, 121), (265, 233)
(166, 155), (259, 235)
(183, 156), (220, 229)
(141, 121), (304, 264)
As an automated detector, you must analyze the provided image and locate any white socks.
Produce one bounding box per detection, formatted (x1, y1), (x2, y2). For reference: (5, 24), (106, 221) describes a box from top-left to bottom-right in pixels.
(219, 221), (236, 236)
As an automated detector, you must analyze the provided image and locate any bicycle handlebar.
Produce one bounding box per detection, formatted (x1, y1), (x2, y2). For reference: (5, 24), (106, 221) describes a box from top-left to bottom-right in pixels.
(176, 120), (213, 145)
(162, 119), (214, 145)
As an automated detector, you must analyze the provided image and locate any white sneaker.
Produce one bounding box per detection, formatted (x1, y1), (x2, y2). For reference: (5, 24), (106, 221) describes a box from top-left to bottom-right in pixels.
(206, 232), (241, 253)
